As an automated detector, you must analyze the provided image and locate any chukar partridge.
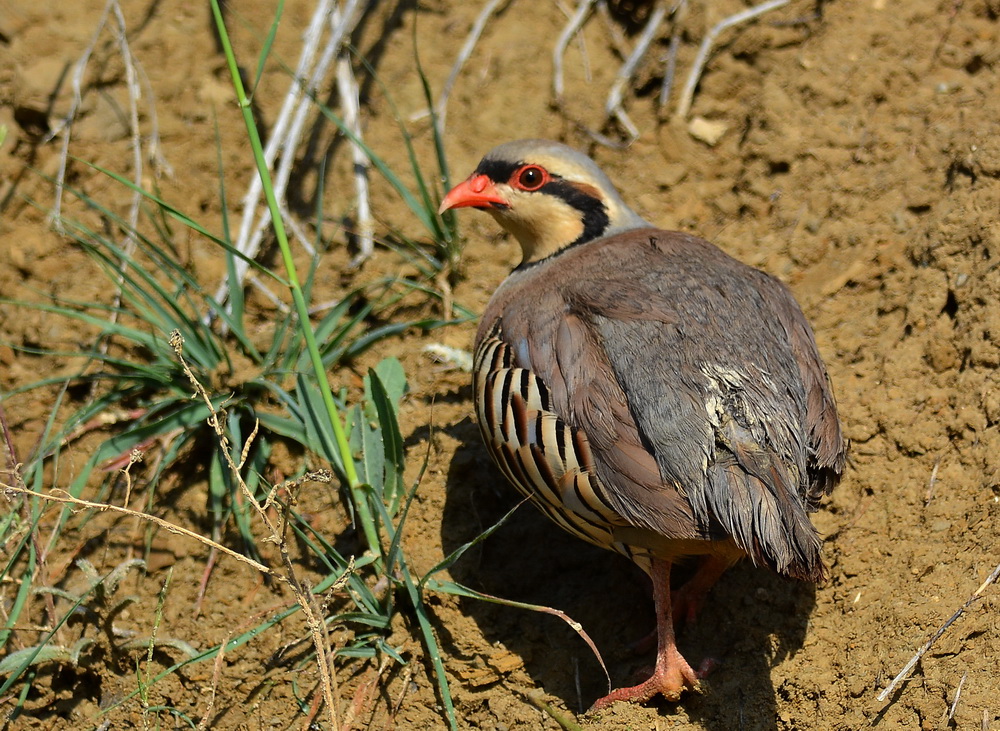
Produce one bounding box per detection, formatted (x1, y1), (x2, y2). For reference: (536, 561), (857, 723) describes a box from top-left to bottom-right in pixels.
(439, 139), (847, 709)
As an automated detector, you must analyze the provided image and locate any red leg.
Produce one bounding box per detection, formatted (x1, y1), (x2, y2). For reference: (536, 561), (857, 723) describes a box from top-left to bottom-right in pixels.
(592, 558), (701, 709)
(672, 554), (731, 627)
(630, 553), (732, 654)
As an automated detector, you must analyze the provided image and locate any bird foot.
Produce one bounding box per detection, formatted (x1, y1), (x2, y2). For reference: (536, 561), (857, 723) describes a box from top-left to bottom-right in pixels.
(590, 646), (705, 711)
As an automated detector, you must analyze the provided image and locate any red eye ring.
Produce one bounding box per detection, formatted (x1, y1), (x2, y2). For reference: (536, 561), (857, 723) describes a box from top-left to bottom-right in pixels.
(513, 165), (548, 191)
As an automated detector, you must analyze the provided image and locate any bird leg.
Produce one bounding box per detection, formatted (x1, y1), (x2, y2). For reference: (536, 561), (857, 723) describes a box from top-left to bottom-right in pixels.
(630, 553), (732, 654)
(591, 558), (701, 710)
(671, 554), (732, 626)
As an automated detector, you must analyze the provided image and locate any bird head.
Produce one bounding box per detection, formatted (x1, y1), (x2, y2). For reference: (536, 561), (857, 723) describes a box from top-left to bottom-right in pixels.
(439, 139), (650, 266)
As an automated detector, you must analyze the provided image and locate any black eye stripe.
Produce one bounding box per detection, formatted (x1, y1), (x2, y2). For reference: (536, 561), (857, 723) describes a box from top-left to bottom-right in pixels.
(476, 158), (522, 183)
(476, 161), (605, 227)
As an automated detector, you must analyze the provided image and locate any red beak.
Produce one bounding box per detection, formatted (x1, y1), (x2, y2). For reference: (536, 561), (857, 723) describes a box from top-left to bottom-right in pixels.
(438, 174), (509, 214)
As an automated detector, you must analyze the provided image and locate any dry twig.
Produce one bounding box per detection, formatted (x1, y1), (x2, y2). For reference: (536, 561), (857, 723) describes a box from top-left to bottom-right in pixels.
(336, 54), (373, 265)
(877, 562), (1000, 702)
(949, 670), (967, 721)
(434, 0), (510, 137)
(604, 1), (669, 141)
(224, 0), (333, 290)
(169, 330), (344, 728)
(109, 1), (143, 255)
(49, 0), (115, 231)
(675, 0), (790, 119)
(658, 28), (681, 110)
(217, 0), (365, 313)
(553, 0), (597, 103)
(924, 456), (942, 506)
(552, 0), (800, 137)
(49, 0), (166, 237)
(1, 483), (278, 580)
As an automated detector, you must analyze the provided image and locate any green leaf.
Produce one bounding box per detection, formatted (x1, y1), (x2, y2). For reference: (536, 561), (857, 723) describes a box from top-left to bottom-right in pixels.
(0, 638), (95, 675)
(253, 0), (284, 94)
(367, 363), (406, 512)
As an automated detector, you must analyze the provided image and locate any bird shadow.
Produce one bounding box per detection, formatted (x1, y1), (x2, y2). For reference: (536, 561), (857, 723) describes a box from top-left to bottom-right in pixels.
(440, 415), (816, 727)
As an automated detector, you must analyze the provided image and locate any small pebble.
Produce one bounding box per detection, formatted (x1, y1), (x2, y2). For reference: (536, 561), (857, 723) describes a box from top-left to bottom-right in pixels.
(687, 116), (729, 146)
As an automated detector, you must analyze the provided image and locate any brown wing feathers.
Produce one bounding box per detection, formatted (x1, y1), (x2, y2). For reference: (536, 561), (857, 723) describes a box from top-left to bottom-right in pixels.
(474, 326), (624, 552)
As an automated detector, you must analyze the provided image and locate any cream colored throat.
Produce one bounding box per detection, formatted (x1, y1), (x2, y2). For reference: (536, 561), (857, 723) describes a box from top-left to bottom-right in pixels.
(488, 194), (586, 265)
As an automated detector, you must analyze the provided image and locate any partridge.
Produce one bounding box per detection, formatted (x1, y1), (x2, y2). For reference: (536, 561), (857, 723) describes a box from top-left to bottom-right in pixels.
(439, 139), (847, 709)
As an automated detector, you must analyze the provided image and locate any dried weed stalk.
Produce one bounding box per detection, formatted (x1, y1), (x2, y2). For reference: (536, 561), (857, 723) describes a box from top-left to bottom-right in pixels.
(168, 329), (349, 729)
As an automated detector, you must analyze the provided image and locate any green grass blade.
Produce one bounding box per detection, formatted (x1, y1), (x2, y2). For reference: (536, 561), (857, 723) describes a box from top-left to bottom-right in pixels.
(210, 0), (375, 557)
(311, 102), (436, 236)
(213, 111), (252, 347)
(420, 499), (526, 589)
(253, 0), (284, 94)
(0, 586), (94, 694)
(400, 563), (457, 730)
(0, 532), (36, 653)
(367, 364), (405, 513)
(72, 159), (287, 285)
(348, 45), (451, 246)
(425, 577), (610, 693)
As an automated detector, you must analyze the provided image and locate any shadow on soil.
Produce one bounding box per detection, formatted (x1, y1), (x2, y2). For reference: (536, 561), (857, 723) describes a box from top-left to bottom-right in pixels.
(440, 416), (818, 728)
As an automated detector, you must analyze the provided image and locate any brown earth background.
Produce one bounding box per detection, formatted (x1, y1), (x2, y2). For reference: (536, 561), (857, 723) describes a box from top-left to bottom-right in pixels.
(2, 0), (1000, 729)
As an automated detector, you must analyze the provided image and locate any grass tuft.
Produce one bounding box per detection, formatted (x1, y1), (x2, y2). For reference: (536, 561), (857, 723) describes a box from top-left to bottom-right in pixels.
(0, 4), (473, 728)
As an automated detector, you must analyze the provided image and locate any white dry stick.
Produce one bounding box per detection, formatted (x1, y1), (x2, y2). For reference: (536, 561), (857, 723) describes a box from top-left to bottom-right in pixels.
(96, 1), (151, 351)
(877, 561), (1000, 702)
(111, 0), (143, 255)
(658, 29), (681, 109)
(675, 0), (790, 120)
(335, 53), (373, 265)
(434, 0), (508, 138)
(214, 0), (366, 316)
(553, 0), (596, 102)
(948, 671), (967, 720)
(604, 0), (668, 142)
(47, 1), (162, 350)
(48, 0), (116, 233)
(220, 0), (369, 316)
(249, 0), (361, 290)
(215, 0), (334, 316)
(263, 0), (364, 248)
(925, 455), (942, 506)
(658, 0), (686, 109)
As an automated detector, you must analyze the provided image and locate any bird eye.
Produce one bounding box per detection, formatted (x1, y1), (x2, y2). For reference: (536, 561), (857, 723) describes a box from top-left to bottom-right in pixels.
(515, 165), (547, 191)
